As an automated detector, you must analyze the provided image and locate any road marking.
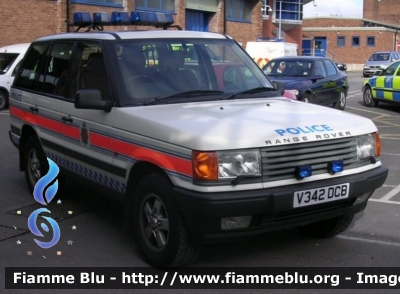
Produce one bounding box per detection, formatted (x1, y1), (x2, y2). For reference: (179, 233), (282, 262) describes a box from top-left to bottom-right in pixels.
(348, 90), (362, 94)
(0, 112), (10, 115)
(345, 106), (391, 116)
(369, 199), (400, 205)
(382, 153), (400, 156)
(337, 235), (400, 247)
(379, 184), (400, 201)
(383, 184), (398, 188)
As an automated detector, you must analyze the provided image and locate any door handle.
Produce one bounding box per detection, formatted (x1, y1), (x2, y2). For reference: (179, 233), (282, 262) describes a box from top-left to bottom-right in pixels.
(62, 116), (73, 123)
(29, 106), (38, 113)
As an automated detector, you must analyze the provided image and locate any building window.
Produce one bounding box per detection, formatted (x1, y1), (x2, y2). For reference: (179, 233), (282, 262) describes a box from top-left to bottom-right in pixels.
(226, 0), (252, 22)
(71, 0), (123, 8)
(337, 36), (345, 47)
(352, 36), (360, 47)
(135, 0), (175, 12)
(367, 36), (376, 47)
(274, 0), (302, 21)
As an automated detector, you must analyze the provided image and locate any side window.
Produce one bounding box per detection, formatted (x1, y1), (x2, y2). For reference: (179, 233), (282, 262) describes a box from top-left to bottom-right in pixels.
(382, 61), (400, 76)
(263, 61), (276, 74)
(42, 42), (74, 97)
(323, 60), (338, 76)
(11, 60), (22, 77)
(314, 60), (327, 77)
(70, 42), (110, 101)
(14, 43), (48, 91)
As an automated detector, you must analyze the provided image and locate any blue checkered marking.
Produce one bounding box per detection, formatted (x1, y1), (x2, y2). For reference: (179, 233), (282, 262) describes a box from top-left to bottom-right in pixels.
(45, 152), (127, 194)
(393, 92), (400, 101)
(369, 78), (376, 87)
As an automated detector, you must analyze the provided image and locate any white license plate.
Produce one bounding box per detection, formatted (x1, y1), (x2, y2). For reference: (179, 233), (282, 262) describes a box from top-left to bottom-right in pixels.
(293, 183), (350, 208)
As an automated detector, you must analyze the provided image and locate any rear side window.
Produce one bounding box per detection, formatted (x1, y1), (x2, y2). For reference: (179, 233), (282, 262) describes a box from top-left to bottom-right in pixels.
(323, 60), (338, 76)
(14, 44), (48, 91)
(0, 53), (19, 75)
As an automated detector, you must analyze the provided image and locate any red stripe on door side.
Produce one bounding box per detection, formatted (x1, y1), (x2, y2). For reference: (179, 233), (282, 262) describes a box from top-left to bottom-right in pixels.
(91, 132), (112, 150)
(63, 124), (80, 140)
(10, 106), (63, 133)
(113, 139), (192, 177)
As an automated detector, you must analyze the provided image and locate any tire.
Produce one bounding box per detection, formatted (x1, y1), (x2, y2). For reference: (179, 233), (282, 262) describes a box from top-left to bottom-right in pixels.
(0, 90), (8, 110)
(303, 93), (312, 103)
(23, 136), (50, 193)
(334, 89), (346, 110)
(363, 85), (378, 107)
(132, 173), (201, 267)
(297, 214), (354, 238)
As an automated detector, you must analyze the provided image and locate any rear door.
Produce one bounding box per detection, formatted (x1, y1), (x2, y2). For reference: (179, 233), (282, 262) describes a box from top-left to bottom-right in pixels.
(322, 59), (342, 104)
(309, 59), (330, 105)
(374, 61), (400, 101)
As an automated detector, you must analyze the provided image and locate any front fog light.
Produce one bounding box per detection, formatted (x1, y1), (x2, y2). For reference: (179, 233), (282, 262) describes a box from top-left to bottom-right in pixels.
(356, 134), (376, 160)
(328, 160), (343, 175)
(221, 216), (252, 230)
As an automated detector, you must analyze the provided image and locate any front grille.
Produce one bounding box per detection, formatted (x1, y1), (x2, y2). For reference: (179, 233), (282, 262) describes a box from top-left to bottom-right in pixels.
(258, 200), (352, 228)
(369, 66), (380, 69)
(261, 137), (370, 182)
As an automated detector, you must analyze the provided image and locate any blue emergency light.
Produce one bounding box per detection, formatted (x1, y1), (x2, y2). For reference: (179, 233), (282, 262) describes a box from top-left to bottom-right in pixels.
(111, 11), (131, 25)
(73, 12), (92, 27)
(328, 160), (344, 175)
(296, 165), (312, 180)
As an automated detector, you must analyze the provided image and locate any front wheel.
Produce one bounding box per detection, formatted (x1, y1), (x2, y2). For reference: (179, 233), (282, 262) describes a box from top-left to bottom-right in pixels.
(132, 174), (201, 267)
(303, 93), (312, 103)
(334, 89), (346, 110)
(297, 214), (354, 238)
(363, 85), (378, 107)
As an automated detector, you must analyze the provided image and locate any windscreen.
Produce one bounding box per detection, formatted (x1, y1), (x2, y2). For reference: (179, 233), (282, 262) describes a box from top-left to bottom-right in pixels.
(0, 53), (19, 75)
(368, 53), (390, 61)
(263, 59), (313, 77)
(113, 38), (274, 105)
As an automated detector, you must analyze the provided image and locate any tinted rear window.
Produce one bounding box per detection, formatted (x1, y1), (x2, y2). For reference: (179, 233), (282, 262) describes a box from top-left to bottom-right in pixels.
(0, 53), (19, 75)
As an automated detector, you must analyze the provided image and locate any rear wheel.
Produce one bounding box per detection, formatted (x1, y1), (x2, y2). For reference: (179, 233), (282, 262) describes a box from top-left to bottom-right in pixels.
(363, 85), (378, 107)
(334, 89), (346, 110)
(303, 93), (312, 103)
(298, 214), (354, 238)
(0, 90), (8, 110)
(23, 136), (49, 193)
(132, 173), (201, 267)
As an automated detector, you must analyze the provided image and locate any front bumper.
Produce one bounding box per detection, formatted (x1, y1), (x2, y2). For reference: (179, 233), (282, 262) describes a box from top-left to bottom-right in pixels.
(363, 68), (380, 75)
(173, 166), (388, 243)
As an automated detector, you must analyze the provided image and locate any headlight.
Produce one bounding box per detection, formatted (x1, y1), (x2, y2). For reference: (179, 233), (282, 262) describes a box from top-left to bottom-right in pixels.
(192, 150), (261, 180)
(364, 66), (369, 69)
(218, 150), (261, 178)
(286, 89), (299, 96)
(356, 133), (380, 160)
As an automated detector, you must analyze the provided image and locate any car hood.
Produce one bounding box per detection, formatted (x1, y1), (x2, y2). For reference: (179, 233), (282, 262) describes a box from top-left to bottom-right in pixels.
(114, 98), (377, 150)
(268, 76), (310, 90)
(365, 60), (391, 67)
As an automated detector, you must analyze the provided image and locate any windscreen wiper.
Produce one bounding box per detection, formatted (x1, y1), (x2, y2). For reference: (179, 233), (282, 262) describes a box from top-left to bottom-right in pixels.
(144, 90), (224, 105)
(226, 87), (277, 100)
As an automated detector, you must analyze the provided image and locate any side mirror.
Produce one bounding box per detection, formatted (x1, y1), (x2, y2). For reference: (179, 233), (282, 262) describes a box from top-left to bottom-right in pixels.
(272, 81), (285, 96)
(75, 89), (114, 112)
(336, 63), (347, 71)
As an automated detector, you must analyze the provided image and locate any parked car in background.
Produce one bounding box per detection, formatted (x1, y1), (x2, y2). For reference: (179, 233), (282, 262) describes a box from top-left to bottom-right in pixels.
(363, 51), (399, 77)
(362, 59), (400, 107)
(262, 56), (349, 110)
(0, 43), (30, 110)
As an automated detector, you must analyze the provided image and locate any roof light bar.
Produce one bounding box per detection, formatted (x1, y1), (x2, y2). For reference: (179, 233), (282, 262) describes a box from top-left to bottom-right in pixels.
(72, 11), (177, 31)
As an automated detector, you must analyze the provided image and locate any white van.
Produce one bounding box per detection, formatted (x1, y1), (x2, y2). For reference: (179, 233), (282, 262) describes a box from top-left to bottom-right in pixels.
(0, 43), (30, 110)
(246, 41), (298, 68)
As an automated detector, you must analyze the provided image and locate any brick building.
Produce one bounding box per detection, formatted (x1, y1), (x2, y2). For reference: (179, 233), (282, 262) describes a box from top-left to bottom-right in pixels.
(0, 1), (311, 51)
(302, 0), (400, 65)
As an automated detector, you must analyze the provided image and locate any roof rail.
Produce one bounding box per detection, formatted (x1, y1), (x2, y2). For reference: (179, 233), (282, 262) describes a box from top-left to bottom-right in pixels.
(72, 11), (181, 32)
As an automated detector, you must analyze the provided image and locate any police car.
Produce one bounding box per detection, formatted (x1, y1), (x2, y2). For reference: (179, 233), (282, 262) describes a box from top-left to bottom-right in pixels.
(363, 60), (400, 107)
(9, 11), (388, 267)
